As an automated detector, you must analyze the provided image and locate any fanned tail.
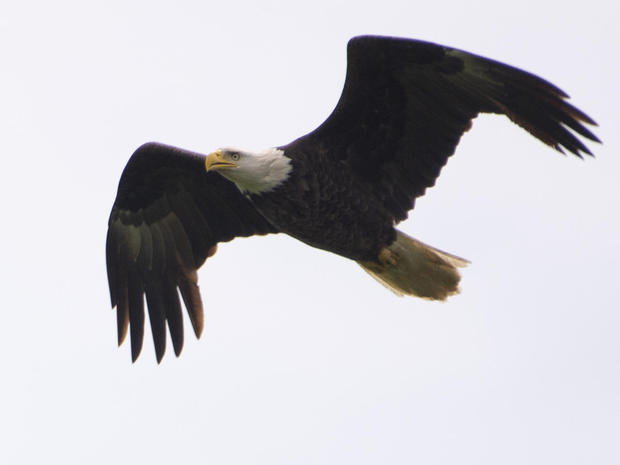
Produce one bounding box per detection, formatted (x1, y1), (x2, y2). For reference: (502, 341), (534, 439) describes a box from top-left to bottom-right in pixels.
(358, 230), (469, 300)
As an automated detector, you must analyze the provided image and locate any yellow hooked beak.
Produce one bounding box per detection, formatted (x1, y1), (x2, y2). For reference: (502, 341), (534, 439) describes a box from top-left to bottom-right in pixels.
(205, 150), (238, 171)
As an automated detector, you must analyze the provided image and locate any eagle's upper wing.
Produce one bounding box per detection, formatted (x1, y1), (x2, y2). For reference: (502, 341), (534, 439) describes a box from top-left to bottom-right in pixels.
(106, 142), (277, 362)
(285, 35), (600, 222)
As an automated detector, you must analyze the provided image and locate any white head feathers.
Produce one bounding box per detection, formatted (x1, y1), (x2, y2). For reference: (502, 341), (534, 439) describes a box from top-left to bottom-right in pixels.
(210, 147), (293, 195)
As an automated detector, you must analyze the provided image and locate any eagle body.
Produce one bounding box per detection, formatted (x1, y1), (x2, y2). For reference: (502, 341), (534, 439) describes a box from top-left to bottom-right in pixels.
(106, 36), (600, 362)
(247, 150), (396, 261)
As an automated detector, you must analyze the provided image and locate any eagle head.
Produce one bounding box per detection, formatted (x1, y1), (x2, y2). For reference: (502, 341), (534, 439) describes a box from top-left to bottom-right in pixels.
(205, 147), (292, 195)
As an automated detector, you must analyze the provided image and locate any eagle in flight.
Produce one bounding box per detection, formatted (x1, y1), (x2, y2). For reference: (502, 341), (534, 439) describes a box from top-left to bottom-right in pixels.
(107, 36), (599, 362)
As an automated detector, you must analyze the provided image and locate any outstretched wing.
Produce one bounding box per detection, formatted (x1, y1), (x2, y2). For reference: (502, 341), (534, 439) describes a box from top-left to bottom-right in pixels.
(106, 142), (277, 362)
(285, 35), (600, 222)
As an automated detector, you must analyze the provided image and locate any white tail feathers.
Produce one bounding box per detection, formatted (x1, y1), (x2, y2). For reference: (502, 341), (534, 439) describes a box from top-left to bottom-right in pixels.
(357, 230), (469, 301)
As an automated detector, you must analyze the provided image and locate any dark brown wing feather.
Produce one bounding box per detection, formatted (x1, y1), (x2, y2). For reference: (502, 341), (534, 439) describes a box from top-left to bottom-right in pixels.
(284, 36), (600, 222)
(106, 142), (277, 362)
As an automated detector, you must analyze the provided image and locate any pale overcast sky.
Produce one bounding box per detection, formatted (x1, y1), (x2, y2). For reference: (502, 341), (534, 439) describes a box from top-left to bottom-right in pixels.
(2, 1), (618, 464)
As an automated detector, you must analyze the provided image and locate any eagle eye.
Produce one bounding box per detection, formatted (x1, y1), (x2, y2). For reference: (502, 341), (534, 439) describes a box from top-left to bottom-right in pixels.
(230, 153), (240, 161)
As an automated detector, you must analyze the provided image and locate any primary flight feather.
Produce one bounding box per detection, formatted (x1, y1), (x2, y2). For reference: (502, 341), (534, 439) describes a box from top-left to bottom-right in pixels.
(106, 36), (599, 362)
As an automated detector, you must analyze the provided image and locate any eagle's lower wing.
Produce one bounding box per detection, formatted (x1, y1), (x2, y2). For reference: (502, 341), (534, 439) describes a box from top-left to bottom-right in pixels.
(106, 142), (277, 362)
(286, 36), (600, 222)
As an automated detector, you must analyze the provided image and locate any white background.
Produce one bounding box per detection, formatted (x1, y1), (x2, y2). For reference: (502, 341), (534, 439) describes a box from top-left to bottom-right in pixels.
(2, 1), (618, 464)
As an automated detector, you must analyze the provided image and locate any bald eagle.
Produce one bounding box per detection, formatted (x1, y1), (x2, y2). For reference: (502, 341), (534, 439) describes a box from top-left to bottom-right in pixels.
(107, 36), (599, 362)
